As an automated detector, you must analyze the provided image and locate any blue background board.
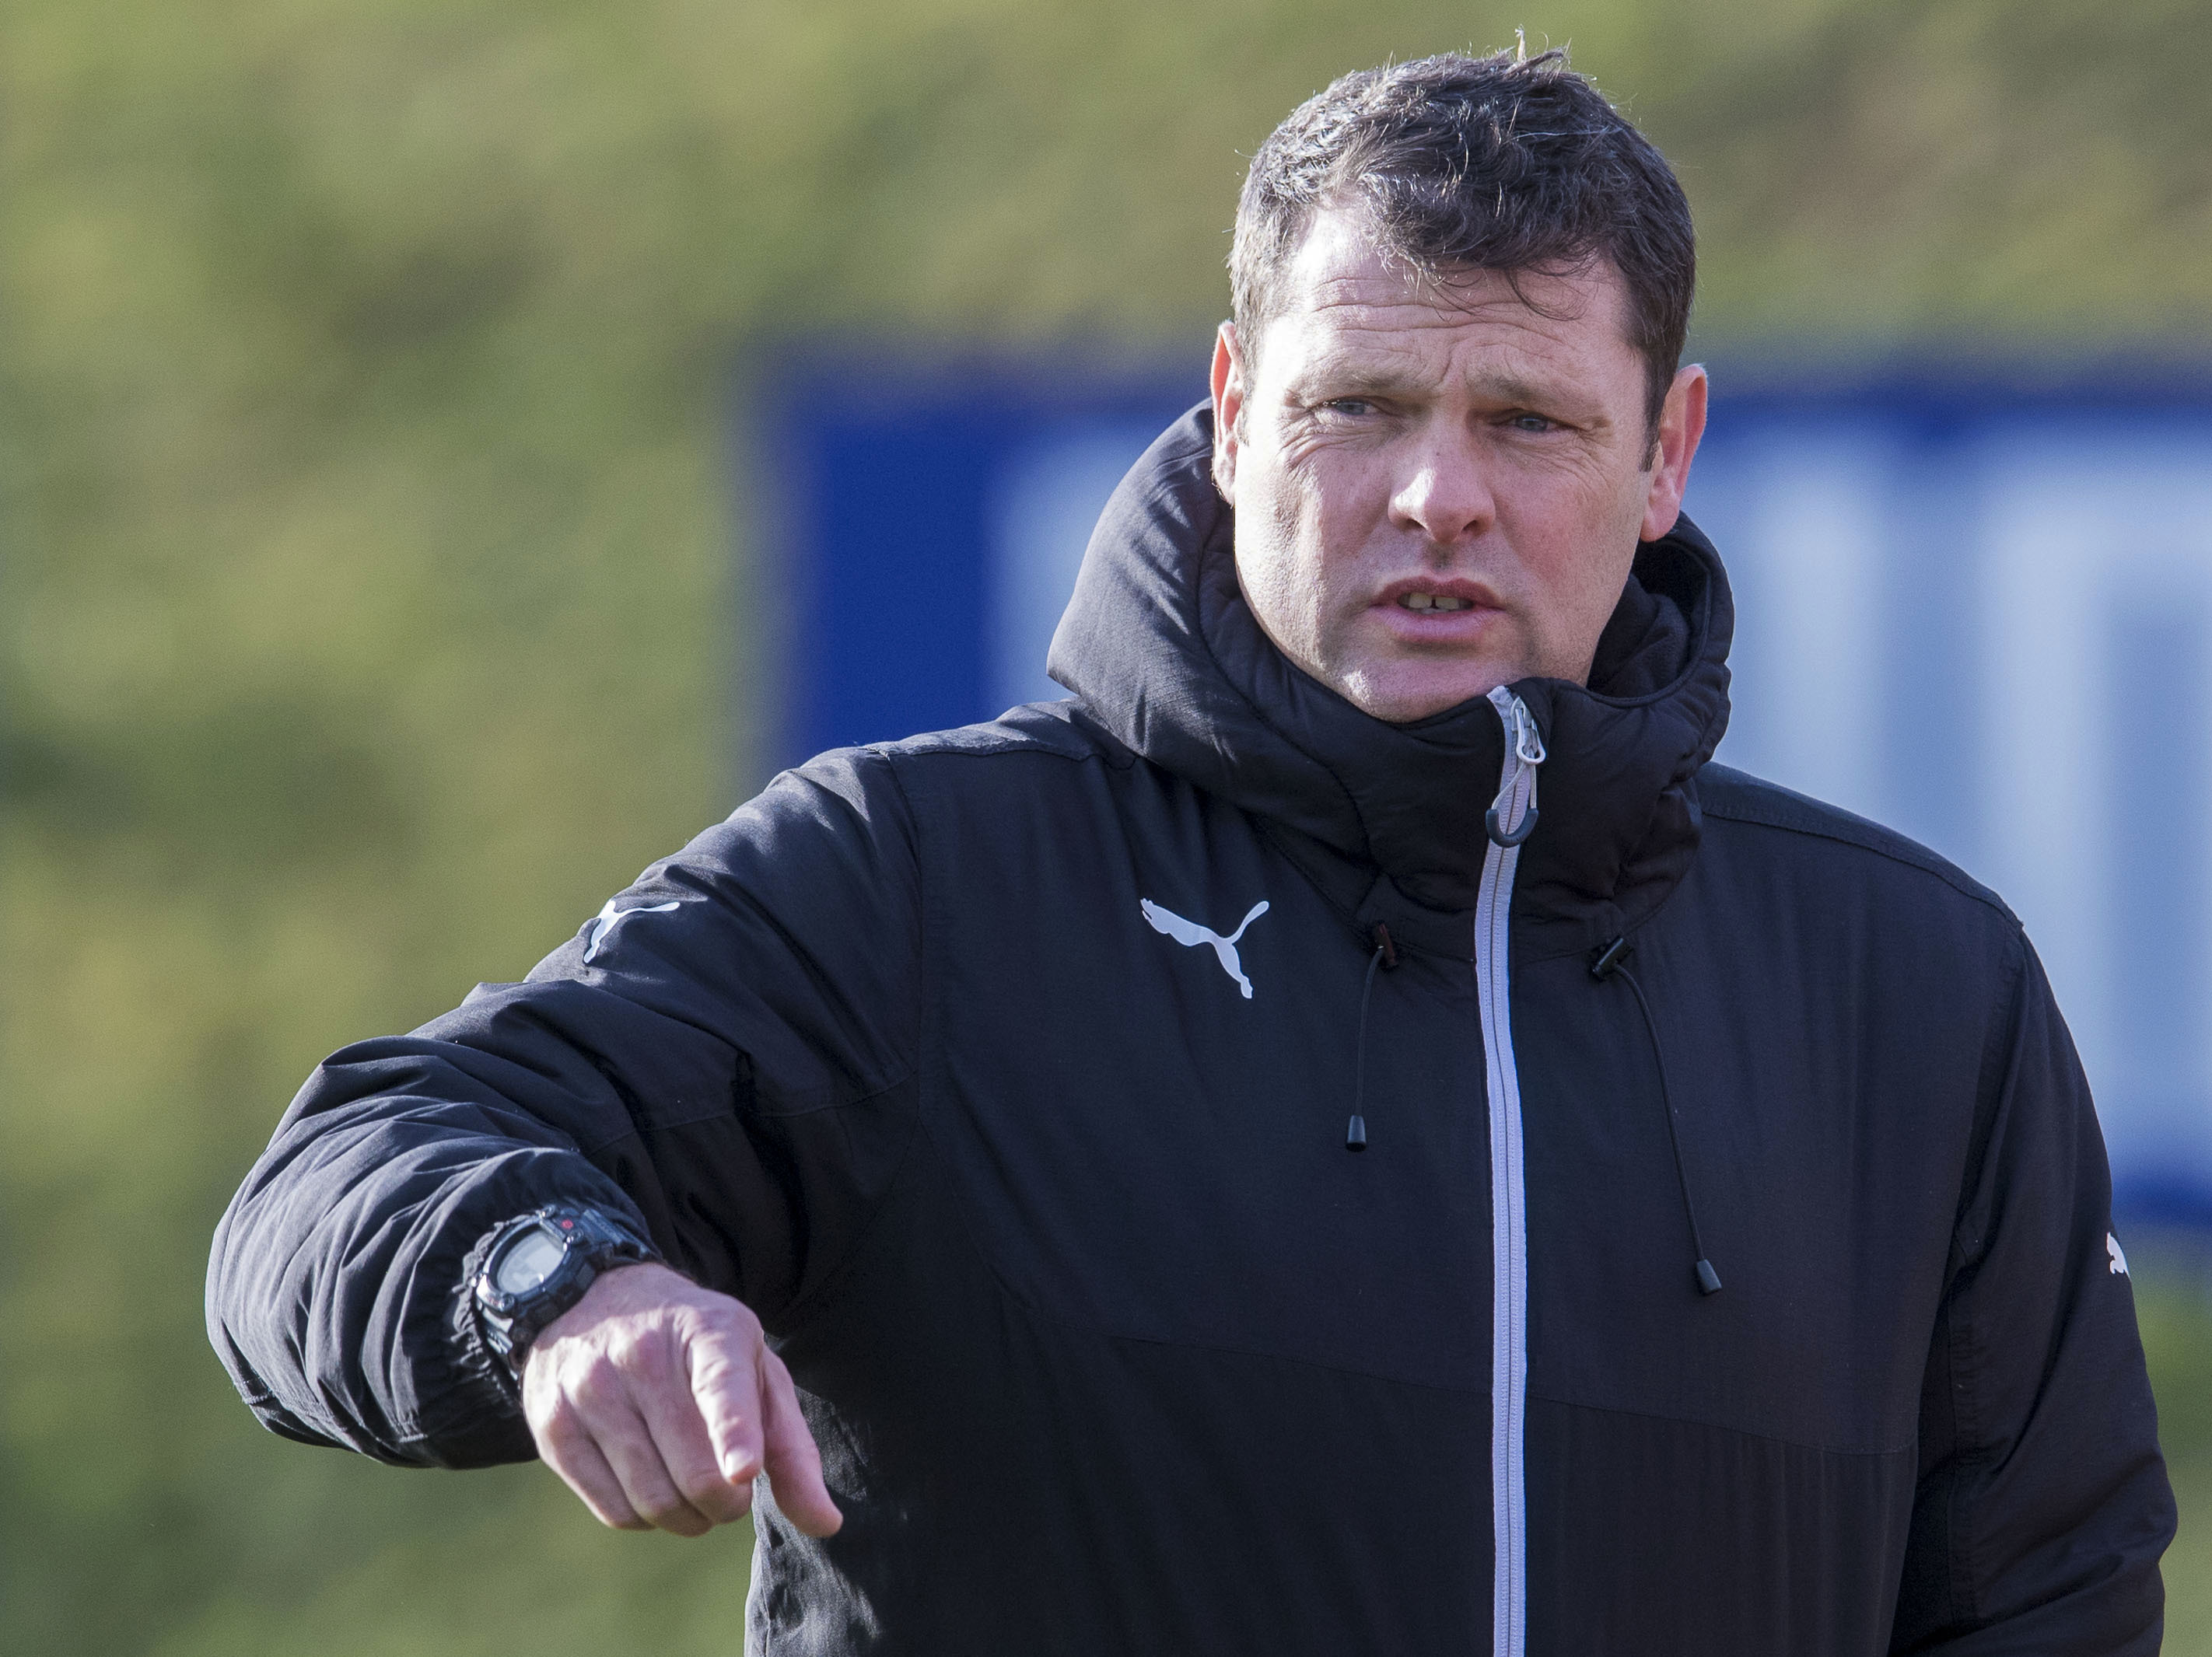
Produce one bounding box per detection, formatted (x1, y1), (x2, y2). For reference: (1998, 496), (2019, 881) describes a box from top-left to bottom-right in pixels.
(758, 351), (1204, 764)
(756, 351), (2212, 1228)
(1677, 374), (2212, 1233)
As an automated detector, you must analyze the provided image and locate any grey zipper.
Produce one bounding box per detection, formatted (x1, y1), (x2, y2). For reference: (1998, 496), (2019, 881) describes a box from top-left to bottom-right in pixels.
(1479, 685), (1544, 1657)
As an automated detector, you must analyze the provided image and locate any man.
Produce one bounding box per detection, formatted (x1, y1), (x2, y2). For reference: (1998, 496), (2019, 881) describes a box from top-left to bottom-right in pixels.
(209, 49), (2175, 1654)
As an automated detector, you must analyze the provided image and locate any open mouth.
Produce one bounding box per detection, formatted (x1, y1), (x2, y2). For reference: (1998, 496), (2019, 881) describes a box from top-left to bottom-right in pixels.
(1397, 593), (1477, 612)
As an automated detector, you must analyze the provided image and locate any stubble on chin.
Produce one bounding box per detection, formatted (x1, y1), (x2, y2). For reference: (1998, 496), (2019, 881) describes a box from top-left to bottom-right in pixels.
(1353, 607), (1548, 722)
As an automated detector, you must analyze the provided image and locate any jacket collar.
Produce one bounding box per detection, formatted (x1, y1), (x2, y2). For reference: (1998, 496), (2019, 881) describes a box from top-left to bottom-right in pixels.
(1048, 404), (1734, 960)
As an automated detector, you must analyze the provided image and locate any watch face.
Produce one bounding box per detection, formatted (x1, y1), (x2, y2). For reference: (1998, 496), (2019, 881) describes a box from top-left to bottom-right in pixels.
(493, 1224), (567, 1296)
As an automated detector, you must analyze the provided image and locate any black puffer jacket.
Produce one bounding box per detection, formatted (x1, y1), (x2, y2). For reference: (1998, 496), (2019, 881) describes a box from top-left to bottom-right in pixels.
(210, 406), (2174, 1655)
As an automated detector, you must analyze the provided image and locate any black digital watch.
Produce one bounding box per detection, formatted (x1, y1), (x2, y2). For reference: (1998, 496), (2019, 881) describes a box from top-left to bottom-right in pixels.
(471, 1204), (659, 1372)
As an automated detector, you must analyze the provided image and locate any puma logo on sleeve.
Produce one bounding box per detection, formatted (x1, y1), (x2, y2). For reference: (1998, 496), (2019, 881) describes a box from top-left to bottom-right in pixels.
(582, 898), (683, 963)
(1139, 898), (1270, 999)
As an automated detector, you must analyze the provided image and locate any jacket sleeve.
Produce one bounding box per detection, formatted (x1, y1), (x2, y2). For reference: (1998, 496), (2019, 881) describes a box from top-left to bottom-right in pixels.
(1891, 932), (2175, 1653)
(205, 748), (924, 1470)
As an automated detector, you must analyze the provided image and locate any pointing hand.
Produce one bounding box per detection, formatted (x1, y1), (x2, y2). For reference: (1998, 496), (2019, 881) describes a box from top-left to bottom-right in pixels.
(521, 1262), (843, 1539)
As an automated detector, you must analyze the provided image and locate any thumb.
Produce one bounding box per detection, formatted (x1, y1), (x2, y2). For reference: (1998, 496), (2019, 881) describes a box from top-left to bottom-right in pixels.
(758, 1347), (843, 1537)
(687, 1323), (768, 1488)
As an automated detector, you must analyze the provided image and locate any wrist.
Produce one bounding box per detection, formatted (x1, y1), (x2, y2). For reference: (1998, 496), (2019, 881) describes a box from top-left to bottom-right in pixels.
(471, 1204), (660, 1373)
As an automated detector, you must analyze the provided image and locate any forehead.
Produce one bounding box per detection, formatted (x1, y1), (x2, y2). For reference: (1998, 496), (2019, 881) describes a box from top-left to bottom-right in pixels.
(1255, 206), (1639, 391)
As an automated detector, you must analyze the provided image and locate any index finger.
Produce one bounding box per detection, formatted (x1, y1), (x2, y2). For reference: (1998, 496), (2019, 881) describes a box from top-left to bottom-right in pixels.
(758, 1347), (842, 1537)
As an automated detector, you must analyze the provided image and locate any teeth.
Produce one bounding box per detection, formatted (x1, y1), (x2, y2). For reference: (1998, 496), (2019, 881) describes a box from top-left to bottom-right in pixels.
(1399, 593), (1472, 613)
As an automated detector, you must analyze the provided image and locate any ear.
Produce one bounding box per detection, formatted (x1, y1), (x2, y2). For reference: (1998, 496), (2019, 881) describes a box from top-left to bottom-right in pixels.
(1639, 364), (1709, 542)
(1210, 321), (1246, 505)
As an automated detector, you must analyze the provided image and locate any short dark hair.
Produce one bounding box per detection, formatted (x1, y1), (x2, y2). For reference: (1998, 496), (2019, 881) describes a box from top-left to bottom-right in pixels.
(1230, 48), (1696, 439)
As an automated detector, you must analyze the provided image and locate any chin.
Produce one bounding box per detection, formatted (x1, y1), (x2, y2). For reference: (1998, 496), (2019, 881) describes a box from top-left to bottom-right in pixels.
(1342, 667), (1517, 724)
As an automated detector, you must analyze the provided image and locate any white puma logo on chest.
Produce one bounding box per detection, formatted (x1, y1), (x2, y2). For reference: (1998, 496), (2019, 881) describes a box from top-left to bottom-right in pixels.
(1139, 898), (1270, 999)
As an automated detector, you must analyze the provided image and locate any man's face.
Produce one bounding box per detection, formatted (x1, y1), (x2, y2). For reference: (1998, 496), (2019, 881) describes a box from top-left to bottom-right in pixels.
(1210, 206), (1708, 722)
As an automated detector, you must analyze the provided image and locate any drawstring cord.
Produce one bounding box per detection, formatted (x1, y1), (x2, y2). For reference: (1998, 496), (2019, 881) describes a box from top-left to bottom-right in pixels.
(1591, 936), (1724, 1296)
(1352, 691), (1538, 1148)
(1356, 691), (1540, 1150)
(1346, 923), (1398, 1151)
(1338, 693), (1718, 1299)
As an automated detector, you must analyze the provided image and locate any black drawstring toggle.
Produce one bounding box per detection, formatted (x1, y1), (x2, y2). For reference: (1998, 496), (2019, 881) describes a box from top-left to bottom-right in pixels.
(1345, 1115), (1368, 1150)
(1696, 1259), (1723, 1295)
(1590, 936), (1633, 981)
(1370, 922), (1398, 970)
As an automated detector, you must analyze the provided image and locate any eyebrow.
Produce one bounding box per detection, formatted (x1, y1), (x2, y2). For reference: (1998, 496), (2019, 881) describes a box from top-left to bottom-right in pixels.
(1294, 356), (1592, 416)
(1459, 372), (1563, 408)
(1290, 356), (1430, 398)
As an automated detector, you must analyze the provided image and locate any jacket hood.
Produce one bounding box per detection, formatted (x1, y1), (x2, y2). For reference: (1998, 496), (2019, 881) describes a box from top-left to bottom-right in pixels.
(1048, 402), (1734, 957)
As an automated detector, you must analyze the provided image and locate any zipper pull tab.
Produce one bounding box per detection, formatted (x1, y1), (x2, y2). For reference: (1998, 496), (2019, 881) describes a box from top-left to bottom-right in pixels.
(1484, 689), (1545, 848)
(1507, 694), (1546, 767)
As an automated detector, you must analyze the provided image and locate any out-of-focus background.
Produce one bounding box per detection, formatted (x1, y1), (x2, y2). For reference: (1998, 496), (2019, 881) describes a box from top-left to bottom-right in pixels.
(5, 1), (2210, 1648)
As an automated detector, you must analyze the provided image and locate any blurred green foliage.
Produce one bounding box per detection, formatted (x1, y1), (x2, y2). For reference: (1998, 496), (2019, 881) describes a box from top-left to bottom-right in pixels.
(3, 0), (2209, 1648)
(2136, 1278), (2212, 1643)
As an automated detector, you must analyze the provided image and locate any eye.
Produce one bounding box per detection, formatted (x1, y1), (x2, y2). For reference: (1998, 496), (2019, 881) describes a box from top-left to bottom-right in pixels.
(1507, 412), (1556, 434)
(1320, 397), (1377, 418)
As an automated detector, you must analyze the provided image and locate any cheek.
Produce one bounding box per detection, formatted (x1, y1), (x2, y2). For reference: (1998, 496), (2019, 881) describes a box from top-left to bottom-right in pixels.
(1514, 509), (1643, 662)
(1281, 448), (1393, 574)
(1237, 436), (1405, 644)
(1503, 461), (1646, 577)
(1230, 461), (1305, 627)
(1233, 460), (1348, 654)
(1255, 458), (1310, 553)
(1238, 446), (1321, 569)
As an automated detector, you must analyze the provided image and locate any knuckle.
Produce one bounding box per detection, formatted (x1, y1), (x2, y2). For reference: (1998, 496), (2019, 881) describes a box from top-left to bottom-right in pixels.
(600, 1329), (645, 1370)
(688, 1348), (748, 1403)
(569, 1482), (643, 1530)
(708, 1398), (761, 1452)
(638, 1491), (702, 1533)
(679, 1469), (747, 1519)
(528, 1403), (581, 1456)
(694, 1355), (759, 1407)
(626, 1333), (677, 1385)
(625, 1468), (674, 1512)
(687, 1294), (760, 1343)
(568, 1355), (627, 1411)
(682, 1323), (753, 1373)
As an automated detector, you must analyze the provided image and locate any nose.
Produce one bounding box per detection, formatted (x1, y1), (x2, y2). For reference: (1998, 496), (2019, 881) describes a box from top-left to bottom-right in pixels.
(1388, 422), (1496, 547)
